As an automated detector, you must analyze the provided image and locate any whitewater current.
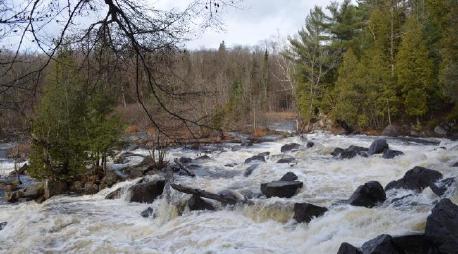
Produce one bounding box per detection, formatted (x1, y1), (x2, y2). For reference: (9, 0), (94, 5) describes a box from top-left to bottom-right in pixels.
(0, 133), (457, 254)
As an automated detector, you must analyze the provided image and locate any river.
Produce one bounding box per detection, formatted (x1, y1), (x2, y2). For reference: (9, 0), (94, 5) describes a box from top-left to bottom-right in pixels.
(0, 133), (457, 254)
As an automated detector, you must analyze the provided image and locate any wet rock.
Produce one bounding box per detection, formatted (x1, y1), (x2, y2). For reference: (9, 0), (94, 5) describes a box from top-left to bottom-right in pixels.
(452, 162), (458, 167)
(224, 163), (237, 167)
(140, 207), (154, 218)
(123, 156), (155, 178)
(368, 139), (389, 155)
(6, 182), (45, 203)
(244, 154), (266, 164)
(178, 157), (192, 164)
(231, 145), (242, 151)
(244, 164), (259, 177)
(105, 187), (122, 199)
(188, 194), (215, 211)
(382, 149), (404, 159)
(337, 242), (362, 254)
(336, 146), (369, 159)
(361, 234), (401, 254)
(425, 198), (458, 254)
(306, 142), (314, 148)
(281, 143), (301, 152)
(128, 179), (165, 203)
(331, 147), (345, 157)
(0, 222), (6, 231)
(258, 152), (271, 157)
(391, 234), (439, 254)
(280, 172), (298, 181)
(195, 155), (211, 161)
(430, 177), (455, 196)
(44, 180), (68, 199)
(277, 157), (296, 164)
(217, 190), (243, 205)
(293, 203), (328, 223)
(260, 180), (303, 198)
(385, 166), (443, 192)
(349, 181), (386, 208)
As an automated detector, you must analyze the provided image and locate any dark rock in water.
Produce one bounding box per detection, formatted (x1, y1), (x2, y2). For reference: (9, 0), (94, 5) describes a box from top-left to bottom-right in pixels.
(382, 149), (404, 159)
(277, 157), (296, 164)
(128, 179), (165, 203)
(188, 194), (215, 211)
(44, 179), (67, 199)
(391, 234), (439, 254)
(260, 180), (303, 198)
(257, 152), (270, 157)
(425, 198), (458, 254)
(244, 164), (259, 177)
(105, 187), (122, 199)
(280, 172), (298, 181)
(281, 143), (301, 152)
(140, 207), (154, 218)
(217, 190), (242, 205)
(349, 181), (386, 208)
(368, 139), (389, 155)
(361, 234), (402, 254)
(331, 147), (345, 157)
(337, 146), (369, 159)
(337, 242), (362, 254)
(6, 182), (45, 203)
(385, 166), (443, 192)
(306, 142), (314, 148)
(123, 156), (155, 179)
(195, 155), (211, 161)
(231, 145), (242, 151)
(244, 155), (266, 164)
(225, 163), (238, 167)
(430, 177), (455, 196)
(179, 157), (192, 164)
(293, 203), (328, 223)
(0, 222), (6, 231)
(452, 162), (458, 167)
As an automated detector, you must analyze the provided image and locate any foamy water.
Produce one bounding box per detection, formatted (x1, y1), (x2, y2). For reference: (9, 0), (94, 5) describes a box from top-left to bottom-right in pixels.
(0, 133), (457, 254)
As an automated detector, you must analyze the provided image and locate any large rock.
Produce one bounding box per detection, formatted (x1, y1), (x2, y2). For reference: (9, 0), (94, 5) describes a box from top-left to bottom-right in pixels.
(429, 177), (455, 196)
(44, 180), (68, 199)
(280, 172), (298, 181)
(128, 179), (165, 203)
(187, 194), (215, 211)
(217, 190), (243, 205)
(260, 180), (303, 198)
(281, 143), (301, 153)
(391, 234), (439, 254)
(361, 234), (402, 254)
(425, 198), (458, 254)
(123, 156), (155, 178)
(333, 146), (369, 159)
(244, 155), (266, 164)
(348, 181), (386, 208)
(382, 149), (404, 159)
(6, 182), (44, 203)
(140, 207), (154, 218)
(337, 243), (362, 254)
(452, 162), (458, 167)
(277, 157), (296, 164)
(385, 166), (443, 192)
(368, 139), (389, 155)
(293, 203), (328, 223)
(244, 164), (259, 177)
(0, 222), (6, 231)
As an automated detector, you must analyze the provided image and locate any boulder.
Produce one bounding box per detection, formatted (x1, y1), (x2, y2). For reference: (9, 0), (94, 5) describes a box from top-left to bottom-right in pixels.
(331, 147), (345, 157)
(0, 222), (6, 231)
(260, 180), (303, 198)
(385, 166), (443, 192)
(281, 143), (301, 153)
(337, 243), (362, 254)
(105, 187), (122, 199)
(333, 146), (369, 159)
(391, 234), (439, 254)
(368, 139), (389, 155)
(244, 164), (259, 177)
(217, 190), (243, 205)
(425, 198), (458, 254)
(128, 179), (165, 203)
(280, 172), (298, 181)
(44, 180), (68, 199)
(178, 157), (192, 164)
(452, 162), (458, 167)
(196, 155), (211, 161)
(140, 207), (154, 218)
(277, 157), (296, 164)
(187, 194), (215, 211)
(123, 156), (155, 178)
(348, 181), (386, 208)
(257, 152), (270, 157)
(382, 149), (404, 159)
(244, 154), (266, 164)
(6, 182), (44, 203)
(293, 203), (328, 223)
(306, 142), (314, 148)
(430, 177), (455, 196)
(361, 234), (402, 254)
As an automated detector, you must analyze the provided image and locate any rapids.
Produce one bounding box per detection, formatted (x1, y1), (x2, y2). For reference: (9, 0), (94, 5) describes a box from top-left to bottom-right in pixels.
(0, 133), (457, 254)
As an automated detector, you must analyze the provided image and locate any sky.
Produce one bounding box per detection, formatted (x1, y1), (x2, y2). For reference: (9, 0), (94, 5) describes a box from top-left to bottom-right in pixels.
(158, 0), (332, 50)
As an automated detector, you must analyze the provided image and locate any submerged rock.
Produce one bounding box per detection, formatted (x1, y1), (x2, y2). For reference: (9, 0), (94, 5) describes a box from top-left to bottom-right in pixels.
(293, 203), (328, 223)
(368, 139), (389, 155)
(244, 155), (266, 164)
(306, 141), (314, 148)
(140, 207), (154, 218)
(333, 146), (368, 159)
(277, 157), (296, 164)
(382, 149), (404, 159)
(188, 195), (215, 211)
(349, 181), (386, 208)
(260, 180), (303, 198)
(128, 178), (165, 203)
(280, 172), (298, 181)
(337, 242), (362, 254)
(425, 198), (458, 254)
(385, 166), (443, 192)
(452, 162), (458, 167)
(0, 222), (6, 231)
(178, 157), (192, 164)
(280, 143), (300, 153)
(361, 234), (401, 254)
(429, 177), (455, 196)
(244, 164), (259, 177)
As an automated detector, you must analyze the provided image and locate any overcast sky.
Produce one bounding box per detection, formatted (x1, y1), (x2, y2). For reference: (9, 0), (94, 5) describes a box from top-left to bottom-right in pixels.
(162, 0), (332, 49)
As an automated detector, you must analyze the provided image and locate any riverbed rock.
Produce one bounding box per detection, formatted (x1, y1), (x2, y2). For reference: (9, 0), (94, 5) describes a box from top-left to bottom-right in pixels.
(178, 157), (192, 164)
(128, 178), (165, 203)
(382, 149), (404, 159)
(337, 242), (362, 254)
(277, 157), (296, 164)
(140, 207), (154, 218)
(281, 143), (300, 153)
(260, 180), (303, 198)
(361, 234), (401, 254)
(368, 139), (389, 155)
(188, 194), (215, 211)
(349, 181), (386, 208)
(244, 154), (266, 164)
(306, 142), (314, 148)
(0, 222), (6, 231)
(44, 179), (68, 199)
(244, 164), (259, 177)
(429, 177), (455, 196)
(217, 189), (243, 205)
(280, 172), (298, 181)
(425, 198), (458, 254)
(333, 145), (369, 159)
(293, 203), (328, 223)
(385, 166), (443, 192)
(391, 234), (439, 254)
(123, 156), (155, 178)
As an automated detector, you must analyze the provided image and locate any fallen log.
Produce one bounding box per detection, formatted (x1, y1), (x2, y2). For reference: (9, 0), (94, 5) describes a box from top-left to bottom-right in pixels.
(170, 183), (240, 205)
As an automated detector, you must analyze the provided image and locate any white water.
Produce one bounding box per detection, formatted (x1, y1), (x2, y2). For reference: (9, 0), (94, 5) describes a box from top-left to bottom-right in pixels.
(1, 133), (457, 254)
